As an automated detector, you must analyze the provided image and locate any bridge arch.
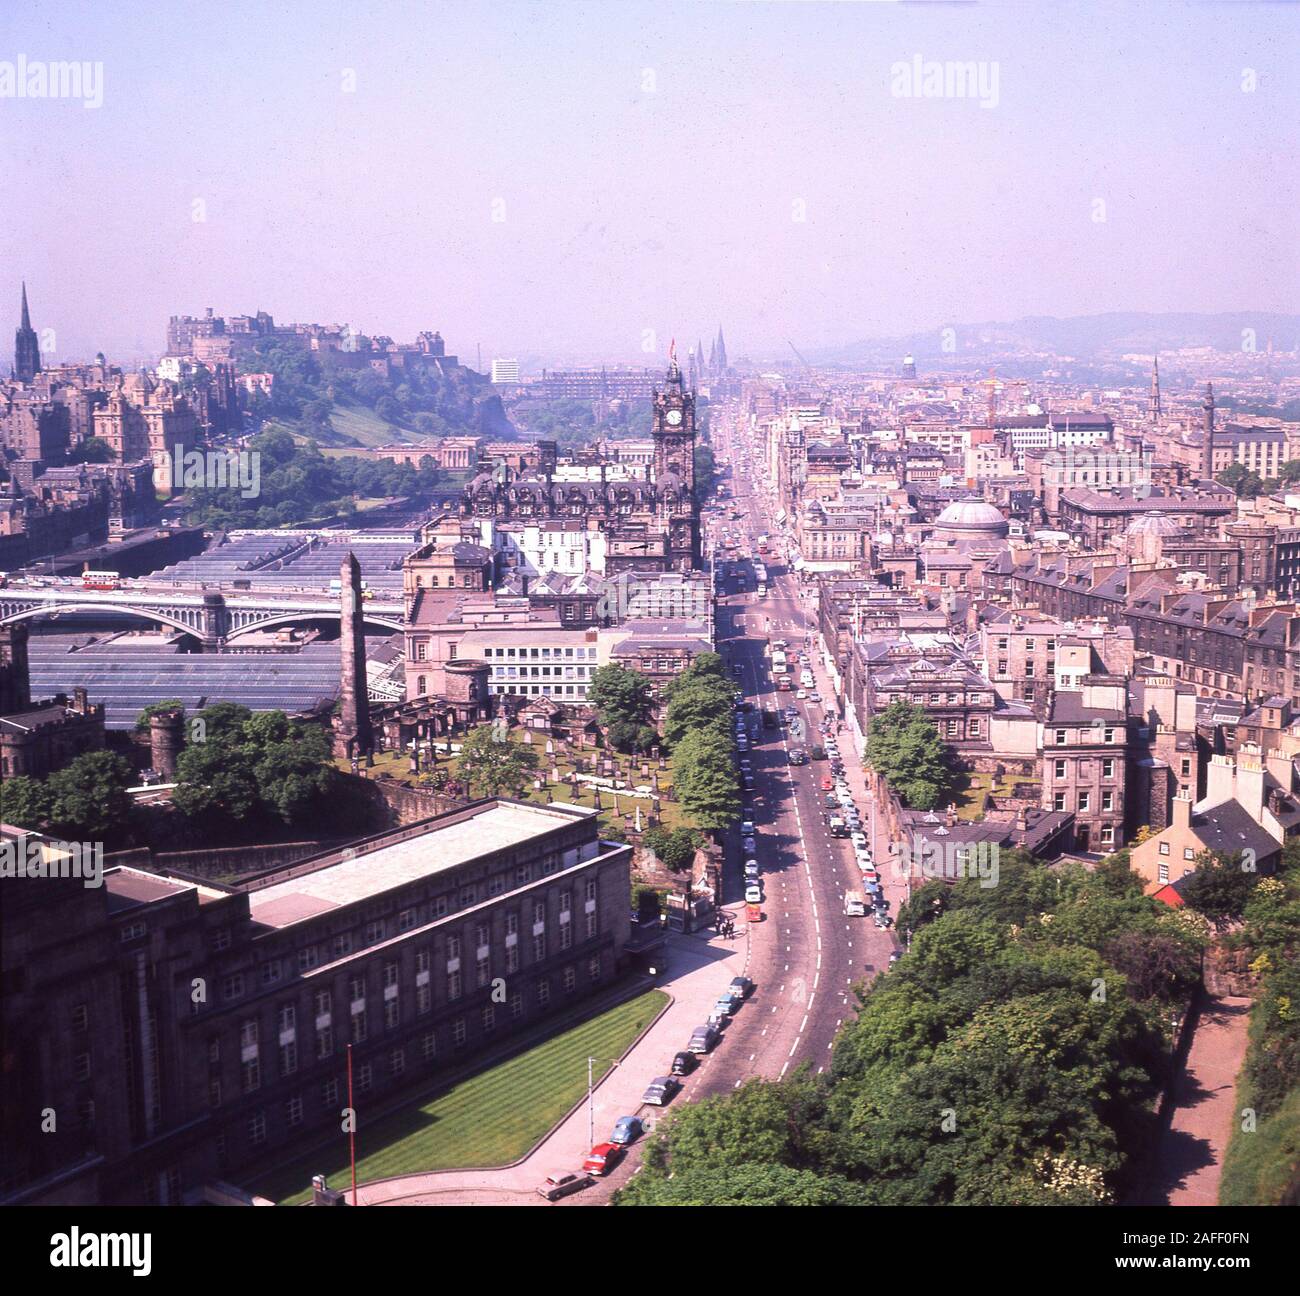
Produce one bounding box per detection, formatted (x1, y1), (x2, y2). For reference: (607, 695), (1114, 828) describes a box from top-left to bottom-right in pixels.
(224, 611), (404, 640)
(0, 601), (202, 637)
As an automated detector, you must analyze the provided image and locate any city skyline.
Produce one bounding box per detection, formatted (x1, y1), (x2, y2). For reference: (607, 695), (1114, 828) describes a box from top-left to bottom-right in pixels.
(2, 0), (1297, 364)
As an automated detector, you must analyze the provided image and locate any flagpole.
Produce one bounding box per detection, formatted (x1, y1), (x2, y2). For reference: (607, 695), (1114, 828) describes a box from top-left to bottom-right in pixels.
(347, 1042), (357, 1206)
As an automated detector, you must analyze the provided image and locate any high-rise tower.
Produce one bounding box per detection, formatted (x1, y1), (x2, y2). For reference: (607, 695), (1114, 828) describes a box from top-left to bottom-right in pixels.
(14, 282), (40, 383)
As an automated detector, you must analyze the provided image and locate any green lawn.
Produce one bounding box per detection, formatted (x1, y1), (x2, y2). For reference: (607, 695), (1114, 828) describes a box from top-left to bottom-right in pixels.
(252, 989), (668, 1204)
(349, 745), (690, 836)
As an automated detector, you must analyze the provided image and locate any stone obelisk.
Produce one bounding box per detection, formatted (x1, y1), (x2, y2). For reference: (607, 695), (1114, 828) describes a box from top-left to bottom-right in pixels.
(335, 551), (374, 761)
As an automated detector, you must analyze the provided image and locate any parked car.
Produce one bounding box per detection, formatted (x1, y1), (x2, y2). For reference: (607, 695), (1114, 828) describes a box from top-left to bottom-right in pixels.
(741, 818), (756, 835)
(643, 1075), (682, 1104)
(788, 748), (808, 765)
(745, 882), (763, 903)
(742, 835), (756, 854)
(610, 1116), (644, 1145)
(713, 993), (739, 1016)
(583, 1142), (625, 1176)
(670, 1050), (697, 1076)
(820, 776), (834, 791)
(688, 1025), (719, 1054)
(729, 975), (754, 999)
(795, 689), (807, 700)
(537, 1170), (594, 1201)
(744, 859), (760, 879)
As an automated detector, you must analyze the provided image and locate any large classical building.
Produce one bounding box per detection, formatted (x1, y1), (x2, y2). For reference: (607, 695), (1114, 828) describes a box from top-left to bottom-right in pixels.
(2, 799), (633, 1206)
(458, 356), (701, 575)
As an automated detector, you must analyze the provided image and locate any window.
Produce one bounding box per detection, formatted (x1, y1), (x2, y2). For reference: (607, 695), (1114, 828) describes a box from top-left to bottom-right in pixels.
(316, 1026), (333, 1059)
(448, 971), (462, 1001)
(73, 1052), (92, 1082)
(562, 966), (577, 994)
(280, 1042), (298, 1076)
(1055, 760), (1066, 779)
(510, 991), (524, 1019)
(222, 974), (245, 1001)
(1158, 861), (1170, 884)
(533, 933), (546, 962)
(260, 960), (282, 986)
(278, 1003), (296, 1034)
(351, 1012), (367, 1043)
(482, 1004), (496, 1033)
(242, 1059), (260, 1093)
(286, 1095), (304, 1127)
(1053, 792), (1067, 811)
(71, 1003), (88, 1032)
(537, 979), (551, 1007)
(1102, 791), (1114, 812)
(248, 1112), (267, 1146)
(452, 1018), (467, 1048)
(323, 1078), (339, 1107)
(1159, 842), (1170, 855)
(390, 1048), (405, 1076)
(1184, 847), (1196, 861)
(422, 1031), (437, 1061)
(314, 989), (332, 1017)
(588, 954), (601, 982)
(240, 1019), (259, 1049)
(1055, 729), (1067, 745)
(1102, 758), (1115, 779)
(384, 999), (399, 1030)
(358, 1063), (373, 1093)
(382, 961), (399, 989)
(1077, 792), (1090, 812)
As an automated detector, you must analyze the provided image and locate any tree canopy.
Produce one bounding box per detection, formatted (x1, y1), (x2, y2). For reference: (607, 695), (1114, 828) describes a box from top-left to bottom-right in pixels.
(865, 700), (953, 810)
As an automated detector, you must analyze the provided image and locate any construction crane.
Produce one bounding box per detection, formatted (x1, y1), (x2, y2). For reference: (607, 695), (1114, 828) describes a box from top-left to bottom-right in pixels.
(787, 340), (812, 373)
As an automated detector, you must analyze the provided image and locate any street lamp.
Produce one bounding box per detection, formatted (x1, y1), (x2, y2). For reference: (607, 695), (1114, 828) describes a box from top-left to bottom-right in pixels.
(588, 1056), (619, 1149)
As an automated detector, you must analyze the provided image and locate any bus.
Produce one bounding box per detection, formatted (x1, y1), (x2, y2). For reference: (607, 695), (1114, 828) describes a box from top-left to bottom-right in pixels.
(771, 649), (787, 675)
(81, 570), (121, 591)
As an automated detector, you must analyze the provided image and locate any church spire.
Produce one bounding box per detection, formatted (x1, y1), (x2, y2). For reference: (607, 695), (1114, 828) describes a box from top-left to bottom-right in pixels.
(14, 281), (40, 383)
(714, 326), (727, 373)
(1149, 353), (1161, 423)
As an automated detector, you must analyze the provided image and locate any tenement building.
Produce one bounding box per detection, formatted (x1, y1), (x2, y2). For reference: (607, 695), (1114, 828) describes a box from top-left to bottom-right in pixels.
(1, 800), (632, 1206)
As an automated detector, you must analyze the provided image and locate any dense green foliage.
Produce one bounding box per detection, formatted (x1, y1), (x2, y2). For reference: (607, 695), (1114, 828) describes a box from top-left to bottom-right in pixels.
(172, 705), (337, 828)
(588, 664), (656, 754)
(620, 855), (1206, 1206)
(864, 699), (954, 810)
(184, 426), (440, 528)
(1219, 849), (1300, 1204)
(455, 725), (541, 800)
(0, 751), (137, 841)
(642, 826), (700, 872)
(244, 336), (511, 440)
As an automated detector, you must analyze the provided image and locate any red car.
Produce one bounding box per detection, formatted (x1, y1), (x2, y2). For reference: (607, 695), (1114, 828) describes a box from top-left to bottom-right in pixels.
(582, 1142), (625, 1177)
(820, 776), (834, 791)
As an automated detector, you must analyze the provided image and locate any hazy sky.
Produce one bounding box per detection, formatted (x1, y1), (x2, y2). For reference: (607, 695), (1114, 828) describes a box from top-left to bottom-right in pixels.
(2, 0), (1297, 366)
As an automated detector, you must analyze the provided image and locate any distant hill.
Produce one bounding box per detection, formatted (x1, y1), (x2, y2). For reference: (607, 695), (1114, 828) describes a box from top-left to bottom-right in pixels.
(814, 312), (1300, 365)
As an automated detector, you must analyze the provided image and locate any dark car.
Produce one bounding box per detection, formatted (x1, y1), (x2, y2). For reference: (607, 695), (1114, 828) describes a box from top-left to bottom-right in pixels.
(810, 745), (827, 760)
(787, 748), (808, 765)
(643, 1076), (682, 1105)
(611, 1115), (644, 1144)
(670, 1050), (697, 1076)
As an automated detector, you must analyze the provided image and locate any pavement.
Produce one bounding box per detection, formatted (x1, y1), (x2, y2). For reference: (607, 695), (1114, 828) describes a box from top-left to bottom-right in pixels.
(1140, 995), (1253, 1206)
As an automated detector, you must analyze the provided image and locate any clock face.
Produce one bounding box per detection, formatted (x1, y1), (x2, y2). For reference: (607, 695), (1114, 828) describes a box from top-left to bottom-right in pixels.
(665, 408), (683, 426)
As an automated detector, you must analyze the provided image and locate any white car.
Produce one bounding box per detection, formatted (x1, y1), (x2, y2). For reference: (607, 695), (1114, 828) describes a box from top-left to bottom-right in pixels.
(741, 819), (755, 835)
(744, 859), (760, 879)
(850, 832), (867, 849)
(744, 883), (763, 904)
(795, 689), (807, 700)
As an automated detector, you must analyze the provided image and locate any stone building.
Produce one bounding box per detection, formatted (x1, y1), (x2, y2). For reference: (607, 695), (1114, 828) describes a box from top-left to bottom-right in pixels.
(1, 800), (632, 1205)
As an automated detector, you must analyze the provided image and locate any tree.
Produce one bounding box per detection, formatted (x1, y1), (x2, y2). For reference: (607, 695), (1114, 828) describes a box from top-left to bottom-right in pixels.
(865, 701), (952, 810)
(173, 739), (260, 821)
(135, 699), (186, 731)
(0, 775), (51, 830)
(456, 725), (540, 799)
(588, 664), (655, 751)
(69, 436), (114, 464)
(1179, 850), (1260, 929)
(670, 729), (739, 831)
(45, 751), (135, 841)
(642, 826), (699, 871)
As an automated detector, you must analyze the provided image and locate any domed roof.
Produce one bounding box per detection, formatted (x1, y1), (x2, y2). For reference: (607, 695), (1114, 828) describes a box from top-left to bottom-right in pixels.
(936, 498), (1007, 530)
(1125, 510), (1181, 537)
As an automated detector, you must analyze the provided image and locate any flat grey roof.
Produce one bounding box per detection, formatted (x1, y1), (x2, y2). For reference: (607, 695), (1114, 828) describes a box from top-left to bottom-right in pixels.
(246, 801), (584, 928)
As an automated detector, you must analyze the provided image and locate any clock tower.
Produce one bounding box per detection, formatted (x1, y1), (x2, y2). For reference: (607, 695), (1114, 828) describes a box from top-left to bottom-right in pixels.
(651, 348), (700, 571)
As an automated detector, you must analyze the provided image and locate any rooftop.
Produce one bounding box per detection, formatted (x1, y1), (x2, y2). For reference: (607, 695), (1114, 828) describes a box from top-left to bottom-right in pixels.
(243, 801), (591, 929)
